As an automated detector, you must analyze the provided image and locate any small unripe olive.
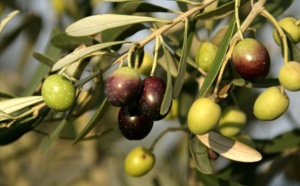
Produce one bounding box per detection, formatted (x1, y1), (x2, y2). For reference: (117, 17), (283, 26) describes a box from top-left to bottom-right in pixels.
(195, 42), (218, 72)
(164, 99), (178, 120)
(253, 86), (289, 120)
(273, 17), (300, 45)
(219, 106), (246, 137)
(124, 146), (155, 177)
(279, 61), (300, 91)
(138, 52), (153, 76)
(42, 74), (76, 111)
(187, 98), (221, 135)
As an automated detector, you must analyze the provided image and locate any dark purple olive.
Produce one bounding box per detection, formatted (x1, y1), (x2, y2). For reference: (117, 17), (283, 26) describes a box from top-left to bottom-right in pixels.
(232, 38), (270, 82)
(104, 67), (141, 107)
(138, 76), (171, 121)
(118, 102), (153, 140)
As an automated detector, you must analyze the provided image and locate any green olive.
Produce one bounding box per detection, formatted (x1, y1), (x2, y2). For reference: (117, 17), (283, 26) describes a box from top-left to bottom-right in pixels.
(219, 106), (246, 137)
(273, 17), (300, 45)
(253, 86), (289, 120)
(187, 98), (221, 135)
(195, 42), (218, 72)
(279, 61), (300, 91)
(124, 146), (155, 177)
(42, 74), (76, 111)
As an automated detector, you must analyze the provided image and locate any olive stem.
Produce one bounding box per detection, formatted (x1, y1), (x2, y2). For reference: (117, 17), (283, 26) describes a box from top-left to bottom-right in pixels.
(148, 126), (188, 152)
(235, 0), (244, 40)
(213, 0), (267, 98)
(260, 10), (289, 65)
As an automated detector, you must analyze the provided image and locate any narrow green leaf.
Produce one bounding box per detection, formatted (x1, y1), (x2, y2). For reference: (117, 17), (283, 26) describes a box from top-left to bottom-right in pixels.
(160, 43), (173, 115)
(286, 33), (300, 62)
(51, 32), (97, 50)
(256, 130), (300, 154)
(0, 10), (19, 37)
(199, 18), (236, 97)
(41, 119), (69, 152)
(73, 99), (109, 145)
(119, 2), (171, 14)
(0, 92), (16, 99)
(189, 136), (213, 174)
(32, 52), (56, 67)
(195, 0), (248, 20)
(51, 41), (131, 72)
(66, 14), (170, 37)
(0, 96), (43, 115)
(173, 20), (194, 98)
(232, 78), (280, 88)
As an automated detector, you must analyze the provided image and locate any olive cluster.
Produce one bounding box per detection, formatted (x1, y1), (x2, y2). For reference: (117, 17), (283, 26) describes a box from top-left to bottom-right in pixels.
(104, 66), (171, 140)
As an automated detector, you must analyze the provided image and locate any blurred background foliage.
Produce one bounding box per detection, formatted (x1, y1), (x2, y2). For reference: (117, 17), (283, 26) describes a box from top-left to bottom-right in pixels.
(0, 0), (300, 186)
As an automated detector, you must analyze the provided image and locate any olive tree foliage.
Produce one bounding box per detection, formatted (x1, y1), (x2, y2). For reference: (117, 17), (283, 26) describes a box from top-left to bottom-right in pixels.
(0, 0), (300, 185)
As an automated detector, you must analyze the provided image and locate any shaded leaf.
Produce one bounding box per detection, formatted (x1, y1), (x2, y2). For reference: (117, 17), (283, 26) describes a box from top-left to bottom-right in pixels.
(173, 20), (190, 99)
(199, 18), (236, 97)
(0, 92), (16, 99)
(251, 0), (294, 28)
(197, 172), (243, 186)
(286, 33), (300, 62)
(256, 130), (300, 154)
(232, 78), (280, 88)
(32, 52), (56, 67)
(0, 106), (49, 145)
(41, 118), (69, 152)
(189, 135), (213, 174)
(66, 14), (170, 37)
(119, 2), (171, 14)
(195, 0), (248, 20)
(160, 43), (173, 115)
(73, 99), (109, 145)
(102, 23), (147, 50)
(51, 32), (98, 50)
(51, 41), (131, 72)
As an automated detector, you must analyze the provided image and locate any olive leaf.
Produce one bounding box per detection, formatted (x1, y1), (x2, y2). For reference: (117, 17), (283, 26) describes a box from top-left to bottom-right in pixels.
(51, 32), (97, 50)
(0, 96), (43, 115)
(197, 131), (262, 162)
(51, 41), (131, 72)
(119, 2), (171, 14)
(0, 10), (20, 36)
(32, 52), (56, 67)
(189, 135), (213, 174)
(66, 14), (170, 37)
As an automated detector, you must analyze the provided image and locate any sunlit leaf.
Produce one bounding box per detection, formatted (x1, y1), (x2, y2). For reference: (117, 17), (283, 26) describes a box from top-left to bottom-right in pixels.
(0, 10), (19, 37)
(51, 41), (131, 72)
(0, 96), (43, 115)
(189, 135), (213, 174)
(199, 18), (236, 97)
(66, 14), (170, 37)
(197, 131), (262, 162)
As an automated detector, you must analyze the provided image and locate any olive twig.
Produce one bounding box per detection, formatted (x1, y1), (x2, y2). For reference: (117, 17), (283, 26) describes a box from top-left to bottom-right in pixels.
(148, 126), (188, 152)
(235, 0), (244, 40)
(260, 10), (289, 65)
